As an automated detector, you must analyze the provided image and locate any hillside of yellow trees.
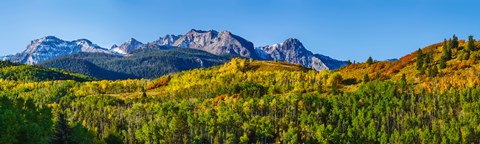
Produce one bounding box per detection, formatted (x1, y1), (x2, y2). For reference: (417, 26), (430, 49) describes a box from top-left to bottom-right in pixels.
(1, 35), (480, 143)
(338, 35), (480, 93)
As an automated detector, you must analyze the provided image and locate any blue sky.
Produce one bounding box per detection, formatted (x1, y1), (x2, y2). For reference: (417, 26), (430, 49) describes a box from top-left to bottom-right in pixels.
(0, 0), (479, 61)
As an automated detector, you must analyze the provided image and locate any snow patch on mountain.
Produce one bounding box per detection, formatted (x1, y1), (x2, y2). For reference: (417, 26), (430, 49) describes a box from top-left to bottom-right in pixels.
(1, 29), (347, 71)
(4, 36), (112, 65)
(109, 38), (144, 55)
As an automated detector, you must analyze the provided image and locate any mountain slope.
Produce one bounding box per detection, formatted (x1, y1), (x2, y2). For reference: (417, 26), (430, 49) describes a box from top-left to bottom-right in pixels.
(257, 38), (346, 71)
(2, 29), (346, 73)
(153, 34), (182, 48)
(146, 57), (316, 90)
(170, 29), (259, 58)
(37, 58), (136, 80)
(110, 38), (144, 54)
(38, 48), (233, 79)
(337, 35), (480, 92)
(6, 36), (111, 65)
(0, 60), (92, 81)
(314, 54), (347, 70)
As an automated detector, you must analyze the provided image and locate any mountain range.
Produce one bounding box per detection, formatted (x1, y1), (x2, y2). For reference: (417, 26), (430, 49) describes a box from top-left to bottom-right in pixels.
(1, 29), (347, 79)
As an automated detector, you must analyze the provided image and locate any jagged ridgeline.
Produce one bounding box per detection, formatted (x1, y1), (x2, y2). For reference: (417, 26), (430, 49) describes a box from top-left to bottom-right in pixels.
(0, 60), (92, 81)
(2, 29), (347, 80)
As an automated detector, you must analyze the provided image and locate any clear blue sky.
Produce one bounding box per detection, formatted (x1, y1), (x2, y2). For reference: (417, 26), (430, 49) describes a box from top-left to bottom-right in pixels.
(1, 0), (479, 62)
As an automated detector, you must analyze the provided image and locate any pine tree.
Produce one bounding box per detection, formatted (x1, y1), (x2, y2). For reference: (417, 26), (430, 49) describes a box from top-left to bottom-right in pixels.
(468, 35), (476, 51)
(400, 73), (407, 88)
(416, 49), (424, 71)
(452, 34), (459, 48)
(346, 60), (352, 65)
(440, 59), (447, 69)
(366, 56), (374, 65)
(428, 66), (438, 77)
(54, 109), (72, 144)
(419, 67), (426, 75)
(442, 39), (451, 61)
(425, 52), (433, 65)
(363, 74), (370, 84)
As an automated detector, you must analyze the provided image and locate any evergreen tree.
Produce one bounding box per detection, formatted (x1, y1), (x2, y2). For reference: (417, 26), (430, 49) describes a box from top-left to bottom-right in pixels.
(416, 49), (424, 71)
(419, 67), (426, 75)
(442, 39), (451, 61)
(468, 35), (476, 51)
(425, 52), (433, 65)
(363, 74), (370, 84)
(428, 66), (438, 77)
(452, 34), (459, 48)
(141, 87), (147, 99)
(400, 73), (407, 88)
(366, 56), (374, 65)
(346, 60), (352, 65)
(440, 59), (447, 69)
(54, 112), (72, 144)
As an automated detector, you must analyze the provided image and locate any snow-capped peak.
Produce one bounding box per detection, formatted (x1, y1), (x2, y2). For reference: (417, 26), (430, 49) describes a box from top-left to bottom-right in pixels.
(109, 38), (145, 54)
(6, 36), (111, 65)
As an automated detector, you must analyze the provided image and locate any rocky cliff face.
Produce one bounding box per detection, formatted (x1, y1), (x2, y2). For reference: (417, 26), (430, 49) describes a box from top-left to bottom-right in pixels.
(112, 29), (258, 58)
(257, 38), (334, 71)
(170, 29), (258, 58)
(110, 38), (144, 55)
(154, 34), (182, 48)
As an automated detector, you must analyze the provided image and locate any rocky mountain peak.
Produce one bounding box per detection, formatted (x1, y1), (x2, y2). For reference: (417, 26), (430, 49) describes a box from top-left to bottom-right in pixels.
(256, 38), (346, 71)
(110, 38), (144, 55)
(172, 29), (257, 58)
(188, 29), (218, 34)
(7, 36), (111, 65)
(41, 36), (61, 41)
(281, 38), (307, 51)
(1, 29), (346, 71)
(155, 34), (182, 47)
(30, 36), (62, 46)
(128, 38), (138, 43)
(283, 38), (301, 45)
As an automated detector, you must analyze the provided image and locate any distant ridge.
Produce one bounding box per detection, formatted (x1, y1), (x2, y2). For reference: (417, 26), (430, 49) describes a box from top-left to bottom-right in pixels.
(2, 29), (346, 70)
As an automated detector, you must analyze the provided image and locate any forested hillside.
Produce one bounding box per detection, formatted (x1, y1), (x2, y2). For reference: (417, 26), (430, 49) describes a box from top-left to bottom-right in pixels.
(338, 35), (480, 92)
(38, 48), (233, 79)
(0, 60), (92, 82)
(1, 48), (480, 143)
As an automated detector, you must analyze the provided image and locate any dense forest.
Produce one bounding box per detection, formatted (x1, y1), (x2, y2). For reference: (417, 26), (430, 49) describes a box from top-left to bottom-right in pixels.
(38, 48), (233, 80)
(0, 60), (92, 82)
(1, 36), (480, 143)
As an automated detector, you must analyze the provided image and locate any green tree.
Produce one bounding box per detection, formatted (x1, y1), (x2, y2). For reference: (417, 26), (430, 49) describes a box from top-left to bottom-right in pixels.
(452, 34), (459, 48)
(442, 39), (452, 61)
(468, 35), (476, 51)
(363, 74), (370, 84)
(428, 66), (438, 77)
(400, 73), (407, 88)
(54, 111), (72, 144)
(416, 49), (424, 71)
(366, 56), (374, 65)
(346, 60), (352, 65)
(440, 59), (447, 69)
(328, 73), (343, 87)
